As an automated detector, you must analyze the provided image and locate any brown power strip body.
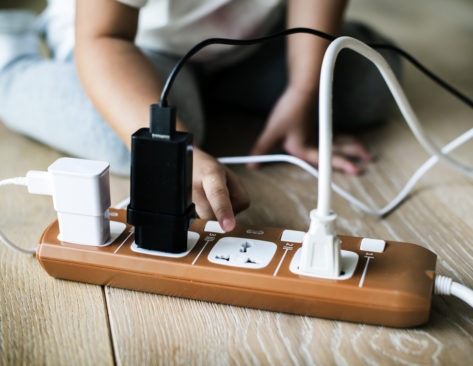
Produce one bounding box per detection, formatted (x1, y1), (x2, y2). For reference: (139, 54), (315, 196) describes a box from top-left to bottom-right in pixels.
(37, 209), (436, 328)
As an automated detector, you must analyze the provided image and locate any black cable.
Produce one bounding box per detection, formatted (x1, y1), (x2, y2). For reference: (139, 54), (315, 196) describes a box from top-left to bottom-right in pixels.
(160, 28), (334, 106)
(371, 43), (473, 109)
(159, 27), (473, 110)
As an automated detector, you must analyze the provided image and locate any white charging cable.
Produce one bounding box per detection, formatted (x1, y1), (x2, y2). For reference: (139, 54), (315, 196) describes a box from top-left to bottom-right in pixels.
(219, 124), (473, 217)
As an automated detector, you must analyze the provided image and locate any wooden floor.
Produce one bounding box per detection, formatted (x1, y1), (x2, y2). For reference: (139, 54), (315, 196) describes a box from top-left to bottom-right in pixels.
(1, 0), (472, 364)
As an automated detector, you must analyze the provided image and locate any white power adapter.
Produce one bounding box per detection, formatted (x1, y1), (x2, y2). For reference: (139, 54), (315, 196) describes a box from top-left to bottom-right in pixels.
(27, 158), (111, 245)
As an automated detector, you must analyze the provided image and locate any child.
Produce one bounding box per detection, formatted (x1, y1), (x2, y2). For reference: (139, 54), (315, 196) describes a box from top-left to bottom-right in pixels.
(0, 0), (400, 232)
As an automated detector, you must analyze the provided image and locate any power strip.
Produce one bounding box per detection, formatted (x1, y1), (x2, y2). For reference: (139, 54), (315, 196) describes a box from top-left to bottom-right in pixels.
(37, 209), (437, 328)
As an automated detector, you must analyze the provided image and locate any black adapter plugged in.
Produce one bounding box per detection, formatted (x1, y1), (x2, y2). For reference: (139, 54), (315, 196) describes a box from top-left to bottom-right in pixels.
(127, 103), (195, 253)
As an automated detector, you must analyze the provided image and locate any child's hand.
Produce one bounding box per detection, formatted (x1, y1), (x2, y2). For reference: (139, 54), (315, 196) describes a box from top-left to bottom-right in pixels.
(192, 148), (250, 232)
(250, 86), (373, 174)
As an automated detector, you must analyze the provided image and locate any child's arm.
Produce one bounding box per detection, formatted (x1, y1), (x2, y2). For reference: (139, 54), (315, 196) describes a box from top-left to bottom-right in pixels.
(75, 0), (248, 231)
(250, 0), (372, 174)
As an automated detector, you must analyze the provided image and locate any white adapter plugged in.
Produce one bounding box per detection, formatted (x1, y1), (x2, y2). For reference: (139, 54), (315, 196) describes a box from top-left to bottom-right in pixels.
(27, 157), (119, 246)
(298, 209), (342, 279)
(208, 237), (277, 269)
(49, 158), (112, 245)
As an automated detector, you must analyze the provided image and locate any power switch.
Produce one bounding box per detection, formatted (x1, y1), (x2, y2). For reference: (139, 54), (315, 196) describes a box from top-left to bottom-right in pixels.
(280, 229), (305, 243)
(204, 221), (225, 234)
(360, 238), (386, 253)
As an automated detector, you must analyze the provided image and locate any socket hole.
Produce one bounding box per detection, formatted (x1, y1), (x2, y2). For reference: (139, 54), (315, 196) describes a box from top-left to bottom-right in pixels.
(215, 255), (230, 261)
(245, 258), (258, 264)
(240, 241), (252, 253)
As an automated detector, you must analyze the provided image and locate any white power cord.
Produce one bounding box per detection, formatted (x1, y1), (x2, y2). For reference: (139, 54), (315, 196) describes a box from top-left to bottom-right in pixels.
(0, 177), (27, 187)
(299, 36), (473, 278)
(317, 36), (473, 218)
(435, 275), (473, 308)
(327, 38), (473, 180)
(0, 229), (37, 255)
(0, 177), (36, 255)
(219, 124), (473, 217)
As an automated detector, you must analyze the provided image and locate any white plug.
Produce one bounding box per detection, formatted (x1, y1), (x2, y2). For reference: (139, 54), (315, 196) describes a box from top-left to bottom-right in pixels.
(27, 158), (112, 245)
(299, 209), (341, 279)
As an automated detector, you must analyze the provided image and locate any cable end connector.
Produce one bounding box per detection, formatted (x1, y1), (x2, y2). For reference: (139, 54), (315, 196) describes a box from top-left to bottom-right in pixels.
(150, 103), (176, 139)
(299, 209), (341, 279)
(47, 158), (112, 246)
(26, 170), (52, 195)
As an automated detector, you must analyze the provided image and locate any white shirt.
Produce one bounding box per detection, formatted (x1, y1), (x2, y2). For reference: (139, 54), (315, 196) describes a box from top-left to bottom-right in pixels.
(45, 0), (285, 64)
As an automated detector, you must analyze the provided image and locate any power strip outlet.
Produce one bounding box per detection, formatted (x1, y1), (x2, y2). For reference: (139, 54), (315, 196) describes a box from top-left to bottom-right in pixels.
(37, 209), (437, 328)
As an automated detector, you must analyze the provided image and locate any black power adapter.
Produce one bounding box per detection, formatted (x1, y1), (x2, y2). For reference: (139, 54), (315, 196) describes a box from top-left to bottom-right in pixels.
(127, 103), (195, 253)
